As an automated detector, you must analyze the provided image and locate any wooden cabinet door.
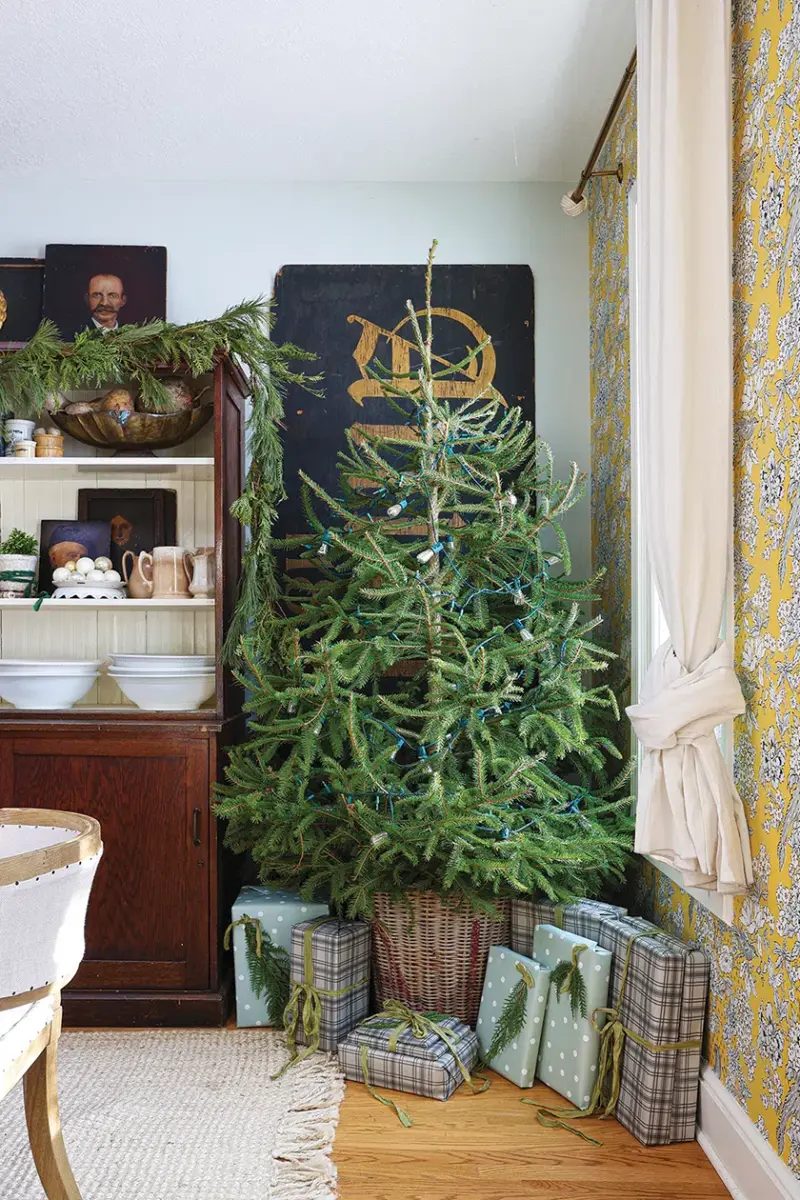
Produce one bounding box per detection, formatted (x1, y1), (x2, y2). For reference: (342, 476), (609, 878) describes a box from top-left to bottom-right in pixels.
(0, 734), (210, 990)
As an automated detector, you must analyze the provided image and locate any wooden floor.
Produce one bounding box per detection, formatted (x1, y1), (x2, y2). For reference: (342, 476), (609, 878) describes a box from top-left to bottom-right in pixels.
(335, 1072), (730, 1200)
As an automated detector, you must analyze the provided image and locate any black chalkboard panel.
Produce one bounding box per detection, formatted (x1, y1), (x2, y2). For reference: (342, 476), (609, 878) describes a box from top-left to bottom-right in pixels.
(272, 264), (535, 543)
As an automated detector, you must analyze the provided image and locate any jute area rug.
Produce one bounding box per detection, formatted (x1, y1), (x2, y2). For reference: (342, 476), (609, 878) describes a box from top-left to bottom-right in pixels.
(0, 1028), (344, 1199)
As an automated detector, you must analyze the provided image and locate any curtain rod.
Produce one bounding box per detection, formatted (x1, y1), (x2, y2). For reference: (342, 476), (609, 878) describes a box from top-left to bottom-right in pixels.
(561, 50), (637, 217)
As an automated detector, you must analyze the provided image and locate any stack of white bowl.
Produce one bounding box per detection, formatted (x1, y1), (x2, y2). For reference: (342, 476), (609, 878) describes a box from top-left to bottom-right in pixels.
(0, 659), (103, 710)
(107, 654), (216, 711)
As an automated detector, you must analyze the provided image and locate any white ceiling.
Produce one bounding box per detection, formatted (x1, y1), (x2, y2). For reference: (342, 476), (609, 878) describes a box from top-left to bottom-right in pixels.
(0, 0), (635, 182)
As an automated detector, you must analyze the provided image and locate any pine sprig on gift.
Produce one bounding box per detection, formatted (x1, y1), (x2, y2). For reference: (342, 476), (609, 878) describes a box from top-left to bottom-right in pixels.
(242, 921), (291, 1025)
(486, 962), (533, 1062)
(550, 953), (588, 1019)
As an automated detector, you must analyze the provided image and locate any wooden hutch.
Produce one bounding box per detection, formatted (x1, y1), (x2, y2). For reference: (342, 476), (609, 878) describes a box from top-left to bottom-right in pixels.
(0, 359), (247, 1025)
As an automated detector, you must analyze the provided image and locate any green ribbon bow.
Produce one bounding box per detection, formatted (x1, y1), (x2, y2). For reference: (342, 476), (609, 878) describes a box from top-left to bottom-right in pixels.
(223, 913), (263, 958)
(274, 917), (368, 1079)
(549, 942), (589, 1019)
(522, 929), (702, 1144)
(359, 999), (489, 1126)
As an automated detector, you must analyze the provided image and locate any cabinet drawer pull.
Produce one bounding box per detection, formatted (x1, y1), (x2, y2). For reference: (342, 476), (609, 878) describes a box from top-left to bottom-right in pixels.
(192, 808), (202, 846)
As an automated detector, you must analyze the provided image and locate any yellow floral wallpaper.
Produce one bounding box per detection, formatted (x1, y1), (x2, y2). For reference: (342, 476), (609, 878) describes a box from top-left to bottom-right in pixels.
(589, 80), (637, 702)
(589, 0), (800, 1174)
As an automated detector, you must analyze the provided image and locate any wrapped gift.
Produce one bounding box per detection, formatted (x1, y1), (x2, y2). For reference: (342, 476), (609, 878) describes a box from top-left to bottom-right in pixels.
(533, 924), (611, 1109)
(476, 946), (550, 1088)
(338, 1001), (481, 1105)
(228, 886), (329, 1028)
(286, 916), (371, 1055)
(510, 898), (627, 958)
(582, 914), (709, 1146)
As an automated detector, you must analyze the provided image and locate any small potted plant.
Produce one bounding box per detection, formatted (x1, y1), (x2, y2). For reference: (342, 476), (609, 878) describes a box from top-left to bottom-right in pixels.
(0, 529), (38, 596)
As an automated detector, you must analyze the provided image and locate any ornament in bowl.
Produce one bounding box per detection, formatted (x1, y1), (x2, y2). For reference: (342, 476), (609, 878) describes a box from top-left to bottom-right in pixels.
(52, 555), (126, 600)
(52, 379), (212, 451)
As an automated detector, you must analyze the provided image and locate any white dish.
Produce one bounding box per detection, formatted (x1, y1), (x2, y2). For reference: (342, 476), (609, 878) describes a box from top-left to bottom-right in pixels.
(108, 670), (216, 711)
(0, 659), (103, 675)
(109, 654), (215, 674)
(109, 667), (215, 677)
(0, 670), (98, 710)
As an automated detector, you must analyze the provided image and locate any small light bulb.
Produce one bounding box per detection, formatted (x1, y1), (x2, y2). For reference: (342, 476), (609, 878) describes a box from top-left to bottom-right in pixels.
(417, 547), (435, 564)
(514, 618), (534, 642)
(505, 490), (518, 508)
(513, 589), (525, 605)
(371, 831), (389, 846)
(387, 499), (408, 518)
(318, 542), (328, 556)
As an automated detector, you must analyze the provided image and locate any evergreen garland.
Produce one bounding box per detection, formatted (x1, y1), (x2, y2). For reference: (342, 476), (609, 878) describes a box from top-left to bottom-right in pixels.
(550, 945), (589, 1019)
(0, 301), (319, 662)
(486, 962), (534, 1062)
(215, 243), (633, 916)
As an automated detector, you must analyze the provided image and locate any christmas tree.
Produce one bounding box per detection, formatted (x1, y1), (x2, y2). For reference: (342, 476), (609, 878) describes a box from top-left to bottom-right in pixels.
(216, 244), (633, 916)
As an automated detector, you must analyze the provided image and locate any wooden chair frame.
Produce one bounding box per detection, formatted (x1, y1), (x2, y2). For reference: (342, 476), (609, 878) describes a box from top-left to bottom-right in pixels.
(1, 807), (102, 1199)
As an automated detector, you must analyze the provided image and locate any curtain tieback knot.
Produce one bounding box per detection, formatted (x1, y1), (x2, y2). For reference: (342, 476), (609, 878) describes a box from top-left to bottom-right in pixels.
(626, 640), (745, 751)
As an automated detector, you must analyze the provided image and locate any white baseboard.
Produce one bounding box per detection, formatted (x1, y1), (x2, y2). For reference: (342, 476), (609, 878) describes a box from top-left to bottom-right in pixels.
(697, 1064), (800, 1200)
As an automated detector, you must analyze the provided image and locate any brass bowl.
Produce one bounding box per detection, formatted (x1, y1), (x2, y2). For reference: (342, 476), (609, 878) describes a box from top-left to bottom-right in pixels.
(52, 406), (213, 452)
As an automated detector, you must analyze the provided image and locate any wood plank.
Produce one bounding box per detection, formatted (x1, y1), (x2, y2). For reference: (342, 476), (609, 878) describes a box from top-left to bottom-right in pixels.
(335, 1072), (730, 1200)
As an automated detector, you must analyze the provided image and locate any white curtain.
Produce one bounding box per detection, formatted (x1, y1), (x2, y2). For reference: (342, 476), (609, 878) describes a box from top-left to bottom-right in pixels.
(627, 0), (753, 893)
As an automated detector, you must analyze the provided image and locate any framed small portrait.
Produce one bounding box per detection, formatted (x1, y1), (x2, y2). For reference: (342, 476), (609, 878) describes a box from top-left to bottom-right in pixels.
(39, 520), (111, 593)
(43, 244), (167, 342)
(78, 488), (177, 575)
(0, 258), (44, 348)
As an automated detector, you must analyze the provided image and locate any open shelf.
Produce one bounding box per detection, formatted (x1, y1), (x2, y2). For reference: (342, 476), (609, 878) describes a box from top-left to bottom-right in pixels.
(0, 457), (215, 478)
(0, 597), (215, 610)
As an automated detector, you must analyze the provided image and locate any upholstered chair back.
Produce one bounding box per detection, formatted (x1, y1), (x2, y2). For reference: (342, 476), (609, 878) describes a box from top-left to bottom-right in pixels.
(0, 809), (103, 1005)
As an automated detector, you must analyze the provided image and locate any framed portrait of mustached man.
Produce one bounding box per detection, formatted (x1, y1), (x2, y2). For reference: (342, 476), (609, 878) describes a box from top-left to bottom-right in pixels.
(271, 263), (535, 562)
(43, 244), (167, 342)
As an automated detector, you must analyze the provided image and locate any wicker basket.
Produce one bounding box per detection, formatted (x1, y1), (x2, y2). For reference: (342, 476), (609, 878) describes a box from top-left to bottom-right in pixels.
(372, 891), (510, 1026)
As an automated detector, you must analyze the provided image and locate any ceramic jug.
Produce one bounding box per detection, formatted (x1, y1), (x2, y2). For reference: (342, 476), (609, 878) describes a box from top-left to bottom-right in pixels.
(137, 546), (191, 600)
(186, 547), (215, 598)
(121, 550), (154, 599)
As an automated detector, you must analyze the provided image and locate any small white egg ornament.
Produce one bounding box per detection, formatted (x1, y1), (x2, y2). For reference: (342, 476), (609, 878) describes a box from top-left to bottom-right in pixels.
(52, 567), (73, 585)
(65, 560), (78, 573)
(72, 572), (86, 584)
(86, 569), (106, 583)
(103, 569), (122, 584)
(94, 556), (113, 572)
(76, 556), (95, 575)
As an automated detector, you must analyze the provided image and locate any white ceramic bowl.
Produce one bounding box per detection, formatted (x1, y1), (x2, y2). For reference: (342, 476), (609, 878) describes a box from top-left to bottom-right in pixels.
(108, 654), (216, 674)
(108, 669), (215, 711)
(0, 659), (103, 675)
(0, 670), (99, 710)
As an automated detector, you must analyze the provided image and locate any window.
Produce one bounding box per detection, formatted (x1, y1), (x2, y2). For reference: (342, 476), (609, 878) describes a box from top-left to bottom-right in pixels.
(628, 184), (734, 924)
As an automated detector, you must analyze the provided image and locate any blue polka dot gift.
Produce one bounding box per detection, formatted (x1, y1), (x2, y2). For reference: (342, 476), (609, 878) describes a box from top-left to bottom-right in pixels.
(227, 886), (329, 1028)
(533, 923), (612, 1109)
(476, 946), (551, 1087)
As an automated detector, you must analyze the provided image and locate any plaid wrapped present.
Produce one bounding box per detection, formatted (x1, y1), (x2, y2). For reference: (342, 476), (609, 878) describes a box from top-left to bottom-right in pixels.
(338, 1002), (481, 1105)
(510, 898), (628, 958)
(286, 916), (371, 1056)
(227, 886), (329, 1028)
(580, 914), (709, 1146)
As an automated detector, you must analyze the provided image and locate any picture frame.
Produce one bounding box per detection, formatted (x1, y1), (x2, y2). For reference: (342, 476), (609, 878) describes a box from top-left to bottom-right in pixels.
(0, 258), (44, 348)
(39, 520), (111, 593)
(77, 488), (177, 575)
(43, 244), (167, 342)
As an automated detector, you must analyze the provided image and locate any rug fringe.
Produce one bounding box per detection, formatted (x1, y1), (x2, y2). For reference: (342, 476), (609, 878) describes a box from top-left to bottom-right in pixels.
(268, 1052), (346, 1200)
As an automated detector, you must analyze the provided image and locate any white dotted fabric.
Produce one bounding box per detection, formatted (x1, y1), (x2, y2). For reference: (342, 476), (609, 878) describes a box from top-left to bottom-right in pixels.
(0, 824), (102, 1001)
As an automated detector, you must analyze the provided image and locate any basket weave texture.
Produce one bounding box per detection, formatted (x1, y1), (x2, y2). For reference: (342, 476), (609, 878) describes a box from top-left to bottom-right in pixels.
(371, 891), (510, 1026)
